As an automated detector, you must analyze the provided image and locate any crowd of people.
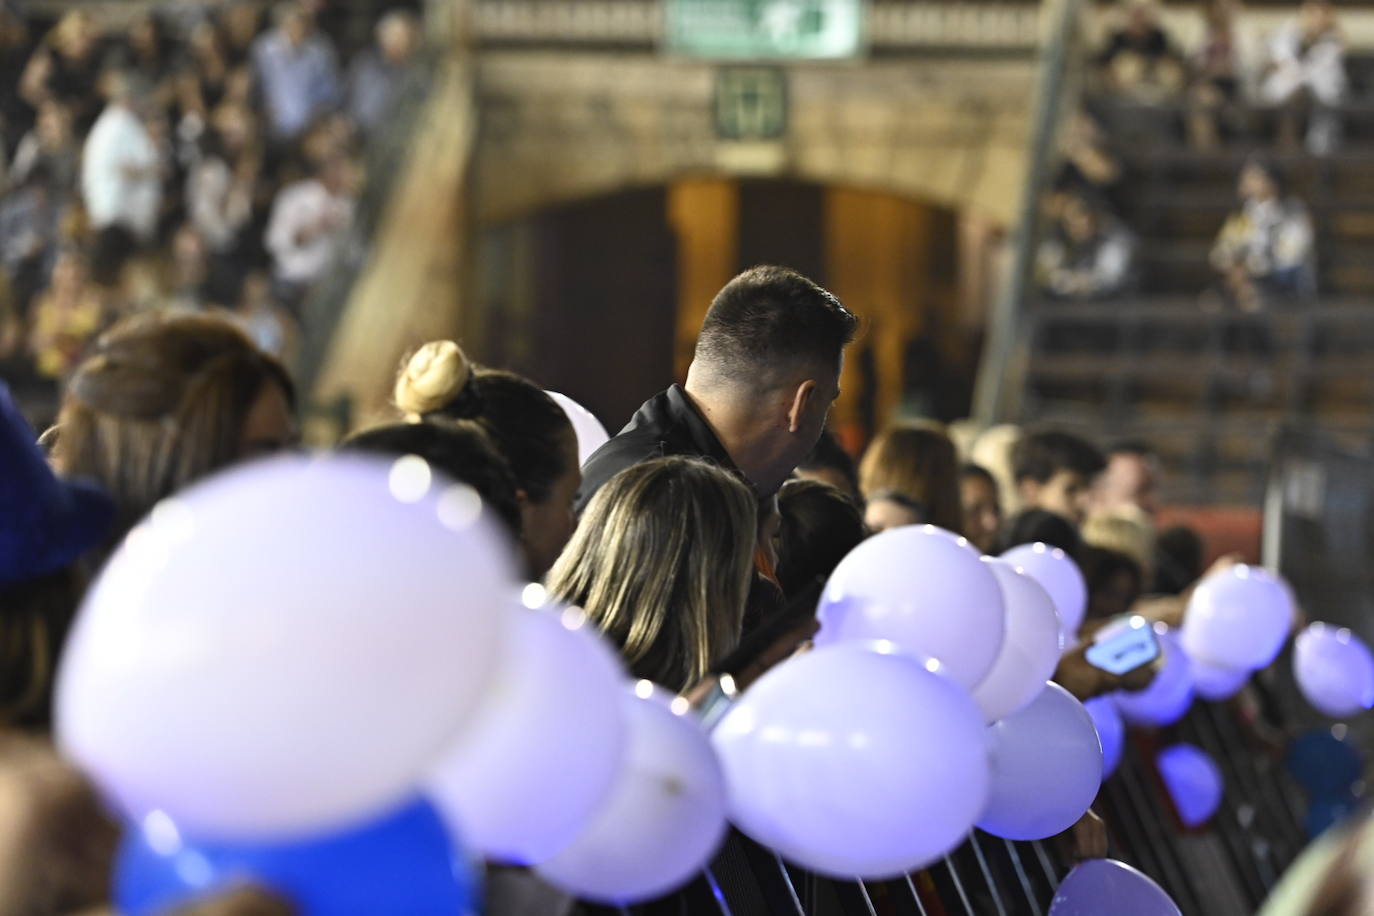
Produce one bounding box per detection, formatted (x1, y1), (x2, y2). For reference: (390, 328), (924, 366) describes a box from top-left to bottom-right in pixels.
(1036, 0), (1332, 311)
(0, 0), (426, 422)
(4, 261), (1295, 913)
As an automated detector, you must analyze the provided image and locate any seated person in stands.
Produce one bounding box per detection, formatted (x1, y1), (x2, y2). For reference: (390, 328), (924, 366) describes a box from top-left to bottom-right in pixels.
(1259, 0), (1346, 154)
(1096, 0), (1187, 102)
(1035, 194), (1136, 300)
(1210, 157), (1315, 310)
(1187, 0), (1257, 149)
(1052, 110), (1126, 215)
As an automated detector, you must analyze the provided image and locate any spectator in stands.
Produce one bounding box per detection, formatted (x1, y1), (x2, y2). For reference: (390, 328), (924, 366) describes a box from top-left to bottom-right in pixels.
(1260, 0), (1346, 155)
(111, 13), (180, 113)
(187, 103), (262, 259)
(26, 248), (106, 383)
(19, 11), (105, 134)
(548, 456), (758, 692)
(347, 10), (422, 136)
(231, 271), (299, 368)
(0, 161), (63, 315)
(394, 340), (580, 578)
(580, 266), (857, 509)
(8, 100), (78, 192)
(0, 5), (34, 152)
(1012, 429), (1106, 528)
(1094, 440), (1162, 515)
(1096, 0), (1186, 103)
(1187, 0), (1258, 149)
(81, 72), (165, 245)
(1035, 193), (1136, 300)
(793, 428), (861, 502)
(252, 2), (342, 143)
(164, 223), (218, 312)
(220, 0), (266, 69)
(50, 311), (296, 545)
(264, 152), (357, 304)
(859, 420), (964, 534)
(960, 463), (1003, 553)
(774, 478), (867, 600)
(1053, 110), (1126, 215)
(174, 20), (243, 127)
(1210, 157), (1315, 311)
(344, 422), (524, 544)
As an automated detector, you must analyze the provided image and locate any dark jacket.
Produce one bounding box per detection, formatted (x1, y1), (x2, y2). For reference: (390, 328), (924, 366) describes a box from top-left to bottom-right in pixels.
(576, 384), (738, 513)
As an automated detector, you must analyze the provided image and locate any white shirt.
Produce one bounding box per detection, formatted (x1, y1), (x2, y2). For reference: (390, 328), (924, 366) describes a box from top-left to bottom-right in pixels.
(81, 105), (162, 240)
(264, 178), (354, 285)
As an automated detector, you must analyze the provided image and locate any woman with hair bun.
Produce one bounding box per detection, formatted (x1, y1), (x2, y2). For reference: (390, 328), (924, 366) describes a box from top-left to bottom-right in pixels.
(395, 340), (579, 578)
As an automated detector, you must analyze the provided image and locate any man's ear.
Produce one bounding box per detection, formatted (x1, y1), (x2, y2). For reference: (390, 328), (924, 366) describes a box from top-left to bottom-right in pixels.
(787, 380), (817, 434)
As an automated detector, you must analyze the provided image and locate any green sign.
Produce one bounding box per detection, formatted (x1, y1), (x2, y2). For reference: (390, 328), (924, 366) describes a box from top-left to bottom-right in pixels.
(714, 67), (788, 140)
(667, 0), (864, 60)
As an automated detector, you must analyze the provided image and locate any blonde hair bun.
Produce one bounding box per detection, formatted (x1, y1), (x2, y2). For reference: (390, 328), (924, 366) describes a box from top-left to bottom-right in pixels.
(395, 340), (473, 419)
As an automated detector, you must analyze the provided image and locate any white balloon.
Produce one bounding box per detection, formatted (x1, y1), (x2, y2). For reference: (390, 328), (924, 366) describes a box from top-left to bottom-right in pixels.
(979, 682), (1103, 841)
(546, 391), (610, 467)
(1293, 623), (1374, 718)
(713, 643), (990, 879)
(536, 685), (727, 904)
(999, 543), (1087, 647)
(1182, 565), (1294, 672)
(1115, 627), (1194, 728)
(427, 602), (627, 864)
(56, 454), (514, 841)
(817, 525), (1005, 690)
(973, 559), (1064, 723)
(1190, 656), (1250, 702)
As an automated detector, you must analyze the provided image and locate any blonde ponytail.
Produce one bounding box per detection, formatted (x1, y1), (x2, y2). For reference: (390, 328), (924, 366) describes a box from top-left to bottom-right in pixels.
(394, 340), (473, 420)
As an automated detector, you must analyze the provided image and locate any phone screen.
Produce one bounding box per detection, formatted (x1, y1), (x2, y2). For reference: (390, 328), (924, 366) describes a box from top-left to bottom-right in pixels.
(1084, 616), (1161, 676)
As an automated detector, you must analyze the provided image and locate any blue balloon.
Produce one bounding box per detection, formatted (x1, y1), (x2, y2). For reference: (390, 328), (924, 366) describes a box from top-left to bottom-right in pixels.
(1050, 859), (1180, 916)
(1305, 795), (1359, 839)
(117, 797), (477, 915)
(1286, 729), (1363, 799)
(1156, 743), (1223, 828)
(1084, 697), (1125, 778)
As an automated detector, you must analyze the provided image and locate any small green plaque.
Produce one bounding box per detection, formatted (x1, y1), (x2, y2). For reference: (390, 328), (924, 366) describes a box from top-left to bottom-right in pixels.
(667, 0), (863, 60)
(714, 67), (788, 140)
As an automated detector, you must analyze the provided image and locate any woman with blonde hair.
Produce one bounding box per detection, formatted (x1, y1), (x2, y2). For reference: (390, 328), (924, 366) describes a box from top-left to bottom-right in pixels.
(547, 456), (758, 692)
(859, 420), (965, 535)
(50, 310), (295, 547)
(395, 340), (579, 578)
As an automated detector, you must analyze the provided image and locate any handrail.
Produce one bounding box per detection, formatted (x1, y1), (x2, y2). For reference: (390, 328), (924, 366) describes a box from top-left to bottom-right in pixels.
(970, 0), (1084, 426)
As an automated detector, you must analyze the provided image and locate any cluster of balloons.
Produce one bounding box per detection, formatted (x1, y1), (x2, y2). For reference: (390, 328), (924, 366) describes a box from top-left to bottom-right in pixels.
(56, 452), (728, 912)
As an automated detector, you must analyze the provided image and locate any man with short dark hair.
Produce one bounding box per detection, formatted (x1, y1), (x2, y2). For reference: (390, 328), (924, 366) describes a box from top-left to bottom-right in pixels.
(578, 265), (858, 510)
(1011, 429), (1106, 527)
(1095, 439), (1161, 515)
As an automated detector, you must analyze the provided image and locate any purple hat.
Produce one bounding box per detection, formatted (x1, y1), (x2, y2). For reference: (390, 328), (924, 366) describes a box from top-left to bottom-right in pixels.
(0, 383), (114, 587)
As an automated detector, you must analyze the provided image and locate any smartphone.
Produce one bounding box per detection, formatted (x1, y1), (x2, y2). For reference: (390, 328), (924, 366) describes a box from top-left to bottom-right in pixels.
(1085, 615), (1161, 676)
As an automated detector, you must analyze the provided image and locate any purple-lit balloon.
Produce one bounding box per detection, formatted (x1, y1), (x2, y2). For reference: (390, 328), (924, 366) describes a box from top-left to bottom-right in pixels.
(1050, 859), (1181, 916)
(817, 525), (1005, 690)
(546, 391), (610, 467)
(1293, 623), (1374, 719)
(1084, 696), (1125, 777)
(999, 542), (1087, 647)
(1182, 565), (1294, 672)
(1157, 743), (1223, 828)
(713, 642), (990, 878)
(1114, 627), (1194, 728)
(1189, 656), (1249, 703)
(973, 559), (1063, 723)
(978, 682), (1102, 841)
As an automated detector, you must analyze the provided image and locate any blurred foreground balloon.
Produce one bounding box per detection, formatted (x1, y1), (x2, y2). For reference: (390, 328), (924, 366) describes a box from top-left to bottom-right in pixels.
(1115, 626), (1194, 728)
(1157, 743), (1223, 828)
(973, 559), (1063, 723)
(818, 525), (1005, 689)
(428, 602), (626, 864)
(714, 642), (989, 878)
(1049, 859), (1181, 916)
(999, 542), (1087, 647)
(57, 454), (514, 840)
(117, 797), (475, 916)
(546, 391), (610, 467)
(1305, 795), (1359, 839)
(1189, 656), (1249, 702)
(1182, 565), (1294, 671)
(535, 685), (726, 903)
(1084, 696), (1125, 777)
(1293, 622), (1374, 718)
(1285, 728), (1364, 799)
(978, 682), (1102, 841)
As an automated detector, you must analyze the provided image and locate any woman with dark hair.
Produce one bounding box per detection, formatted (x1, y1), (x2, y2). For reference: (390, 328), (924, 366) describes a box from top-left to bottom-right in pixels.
(999, 508), (1083, 559)
(50, 310), (296, 547)
(1079, 544), (1145, 627)
(774, 479), (866, 600)
(960, 463), (1003, 553)
(394, 340), (579, 578)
